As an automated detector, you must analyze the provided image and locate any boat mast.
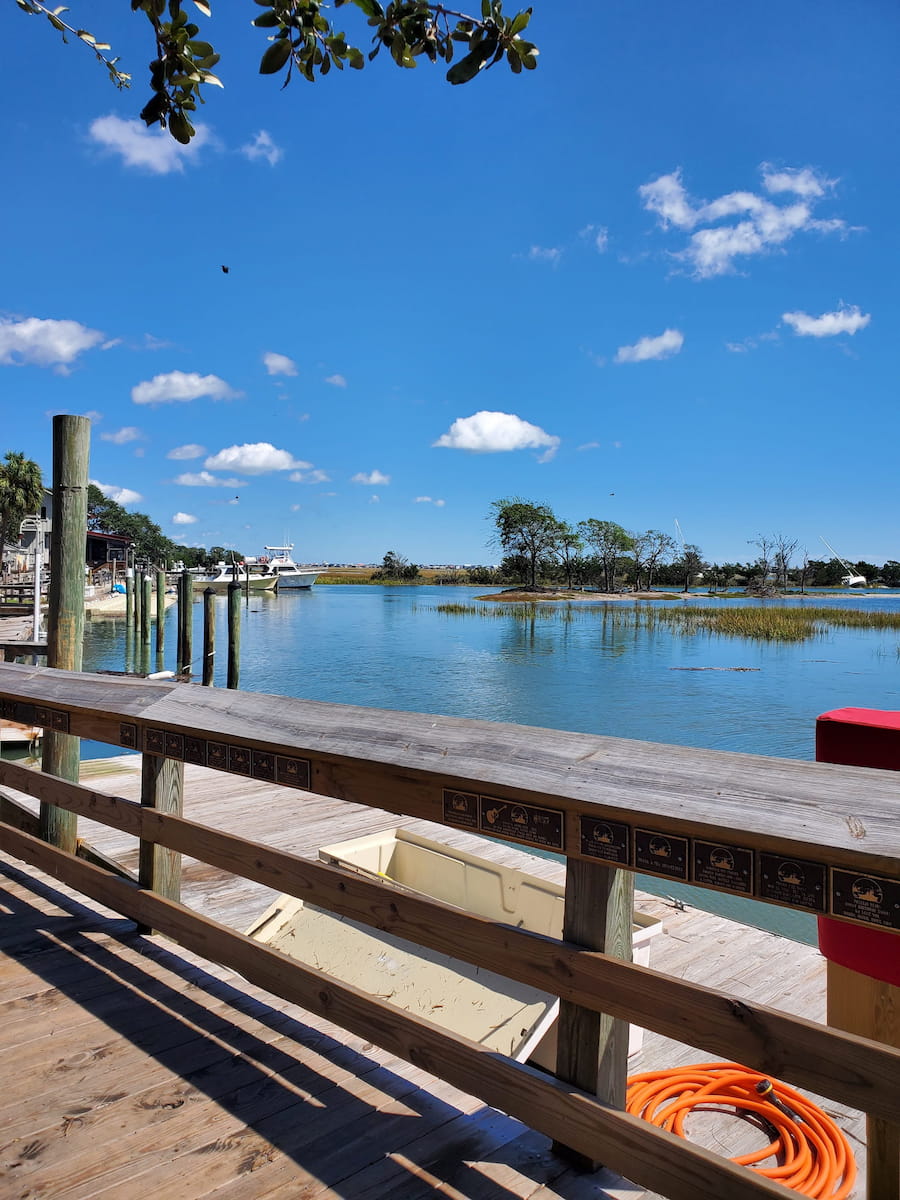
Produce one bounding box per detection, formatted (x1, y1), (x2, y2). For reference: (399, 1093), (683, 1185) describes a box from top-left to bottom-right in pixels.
(819, 536), (866, 586)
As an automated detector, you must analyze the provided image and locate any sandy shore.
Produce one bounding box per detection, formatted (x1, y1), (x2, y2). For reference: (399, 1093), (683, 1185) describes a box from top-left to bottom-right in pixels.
(84, 590), (178, 618)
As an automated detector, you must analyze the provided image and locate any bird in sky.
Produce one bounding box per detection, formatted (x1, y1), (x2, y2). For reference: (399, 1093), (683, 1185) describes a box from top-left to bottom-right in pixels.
(221, 265), (230, 274)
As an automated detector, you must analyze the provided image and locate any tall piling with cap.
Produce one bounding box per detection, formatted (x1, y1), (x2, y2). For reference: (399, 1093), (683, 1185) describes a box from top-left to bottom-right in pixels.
(40, 414), (90, 852)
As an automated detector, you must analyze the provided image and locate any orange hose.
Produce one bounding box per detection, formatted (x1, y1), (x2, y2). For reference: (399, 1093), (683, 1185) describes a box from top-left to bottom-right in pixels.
(626, 1062), (856, 1199)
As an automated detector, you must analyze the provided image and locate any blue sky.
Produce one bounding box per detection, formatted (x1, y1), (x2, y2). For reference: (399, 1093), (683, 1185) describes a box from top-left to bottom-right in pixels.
(2, 1), (896, 566)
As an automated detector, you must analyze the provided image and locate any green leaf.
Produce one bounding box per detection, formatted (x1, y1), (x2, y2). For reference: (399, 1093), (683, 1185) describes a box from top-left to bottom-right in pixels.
(252, 10), (280, 26)
(192, 0), (211, 15)
(446, 35), (495, 84)
(350, 0), (383, 16)
(508, 9), (531, 36)
(168, 110), (194, 143)
(348, 47), (364, 68)
(259, 38), (292, 74)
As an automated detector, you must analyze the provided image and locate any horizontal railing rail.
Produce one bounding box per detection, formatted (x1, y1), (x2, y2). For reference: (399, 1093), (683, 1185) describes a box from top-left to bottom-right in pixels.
(1, 662), (898, 1198)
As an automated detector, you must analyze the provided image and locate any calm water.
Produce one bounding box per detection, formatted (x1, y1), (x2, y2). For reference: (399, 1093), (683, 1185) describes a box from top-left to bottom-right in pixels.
(82, 586), (900, 944)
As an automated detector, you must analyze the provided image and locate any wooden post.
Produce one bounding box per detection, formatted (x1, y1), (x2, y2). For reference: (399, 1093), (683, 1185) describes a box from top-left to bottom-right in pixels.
(141, 572), (152, 646)
(40, 414), (90, 852)
(181, 569), (193, 678)
(227, 580), (240, 689)
(202, 587), (215, 686)
(137, 752), (184, 933)
(125, 567), (134, 628)
(553, 858), (634, 1170)
(155, 568), (166, 665)
(134, 566), (143, 634)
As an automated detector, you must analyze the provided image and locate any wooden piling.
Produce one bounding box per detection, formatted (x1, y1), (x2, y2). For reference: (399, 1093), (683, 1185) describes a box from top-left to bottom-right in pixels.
(125, 568), (134, 629)
(141, 572), (152, 649)
(202, 587), (215, 686)
(553, 859), (634, 1169)
(227, 580), (240, 689)
(40, 414), (90, 852)
(181, 569), (193, 678)
(155, 569), (166, 663)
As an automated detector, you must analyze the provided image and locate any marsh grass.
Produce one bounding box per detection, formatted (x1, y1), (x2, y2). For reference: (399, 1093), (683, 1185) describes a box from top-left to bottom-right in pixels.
(426, 601), (900, 643)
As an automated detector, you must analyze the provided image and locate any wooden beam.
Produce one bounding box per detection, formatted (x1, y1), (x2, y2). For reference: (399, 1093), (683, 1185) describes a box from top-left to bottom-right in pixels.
(137, 753), (184, 932)
(1, 661), (899, 881)
(0, 820), (791, 1200)
(1, 755), (898, 1125)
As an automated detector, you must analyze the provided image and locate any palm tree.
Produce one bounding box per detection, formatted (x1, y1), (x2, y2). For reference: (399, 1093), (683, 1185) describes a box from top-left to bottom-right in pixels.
(0, 451), (45, 547)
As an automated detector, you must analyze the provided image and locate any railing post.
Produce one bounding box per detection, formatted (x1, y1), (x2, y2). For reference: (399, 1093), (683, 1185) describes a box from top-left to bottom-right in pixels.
(202, 587), (215, 686)
(137, 752), (184, 934)
(553, 858), (634, 1170)
(40, 414), (89, 852)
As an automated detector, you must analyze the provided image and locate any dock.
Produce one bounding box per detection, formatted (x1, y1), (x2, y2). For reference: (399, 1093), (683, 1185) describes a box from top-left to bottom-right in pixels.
(2, 755), (867, 1199)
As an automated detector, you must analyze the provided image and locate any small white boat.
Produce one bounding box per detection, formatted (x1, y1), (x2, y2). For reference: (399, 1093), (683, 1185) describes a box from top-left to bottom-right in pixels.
(0, 719), (43, 748)
(191, 562), (278, 593)
(264, 545), (320, 590)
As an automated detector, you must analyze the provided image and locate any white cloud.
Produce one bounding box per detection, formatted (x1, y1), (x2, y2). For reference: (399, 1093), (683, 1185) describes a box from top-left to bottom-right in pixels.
(263, 351), (297, 376)
(352, 470), (390, 485)
(577, 441), (601, 451)
(174, 471), (247, 487)
(580, 224), (609, 253)
(434, 498), (446, 507)
(0, 316), (105, 369)
(89, 115), (211, 174)
(526, 245), (562, 266)
(132, 370), (238, 405)
(782, 304), (871, 337)
(101, 426), (143, 445)
(172, 512), (198, 525)
(415, 496), (446, 506)
(433, 411), (560, 460)
(639, 165), (848, 277)
(761, 164), (835, 198)
(240, 130), (283, 166)
(615, 329), (684, 364)
(91, 480), (142, 505)
(167, 443), (206, 460)
(324, 373), (347, 388)
(290, 469), (330, 484)
(204, 442), (310, 474)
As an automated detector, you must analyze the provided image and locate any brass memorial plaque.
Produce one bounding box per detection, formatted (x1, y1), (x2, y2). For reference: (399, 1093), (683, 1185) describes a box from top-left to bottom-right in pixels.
(206, 741), (227, 770)
(120, 723), (139, 750)
(251, 750), (276, 781)
(164, 732), (184, 759)
(443, 789), (479, 829)
(183, 735), (206, 765)
(692, 840), (754, 894)
(275, 755), (311, 790)
(757, 853), (826, 913)
(479, 796), (564, 849)
(831, 869), (900, 932)
(580, 817), (631, 865)
(634, 829), (689, 880)
(227, 745), (252, 776)
(144, 727), (165, 755)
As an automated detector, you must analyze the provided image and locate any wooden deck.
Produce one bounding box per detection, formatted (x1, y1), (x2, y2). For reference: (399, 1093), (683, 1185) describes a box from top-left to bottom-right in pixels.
(1, 756), (866, 1199)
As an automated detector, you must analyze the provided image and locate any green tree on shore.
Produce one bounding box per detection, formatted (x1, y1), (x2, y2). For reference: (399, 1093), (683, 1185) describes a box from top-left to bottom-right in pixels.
(0, 451), (44, 547)
(490, 498), (561, 590)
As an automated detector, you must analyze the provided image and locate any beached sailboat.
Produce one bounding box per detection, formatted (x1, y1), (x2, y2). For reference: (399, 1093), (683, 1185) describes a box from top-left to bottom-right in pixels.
(820, 537), (867, 587)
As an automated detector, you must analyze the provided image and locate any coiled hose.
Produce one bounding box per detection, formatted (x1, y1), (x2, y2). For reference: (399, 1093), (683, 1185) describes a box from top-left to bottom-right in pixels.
(626, 1062), (856, 1199)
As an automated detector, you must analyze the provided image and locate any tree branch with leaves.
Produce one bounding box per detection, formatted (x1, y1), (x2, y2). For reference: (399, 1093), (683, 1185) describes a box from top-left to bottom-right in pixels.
(14, 0), (538, 143)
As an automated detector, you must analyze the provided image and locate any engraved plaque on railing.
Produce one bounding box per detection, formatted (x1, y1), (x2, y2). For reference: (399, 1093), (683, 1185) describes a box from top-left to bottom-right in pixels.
(634, 829), (689, 880)
(757, 853), (826, 913)
(443, 789), (479, 829)
(206, 740), (227, 770)
(275, 755), (311, 790)
(479, 796), (564, 849)
(144, 727), (165, 755)
(251, 750), (276, 781)
(227, 745), (252, 776)
(580, 817), (631, 865)
(183, 735), (205, 765)
(692, 840), (754, 894)
(164, 732), (184, 760)
(120, 723), (139, 750)
(831, 868), (900, 931)
(50, 710), (70, 732)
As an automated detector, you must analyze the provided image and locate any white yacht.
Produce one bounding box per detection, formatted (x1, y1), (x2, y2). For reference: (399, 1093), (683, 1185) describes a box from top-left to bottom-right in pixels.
(191, 562), (278, 592)
(264, 545), (320, 590)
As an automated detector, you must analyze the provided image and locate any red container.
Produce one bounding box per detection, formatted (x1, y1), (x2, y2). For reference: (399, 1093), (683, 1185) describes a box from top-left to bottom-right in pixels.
(816, 708), (900, 987)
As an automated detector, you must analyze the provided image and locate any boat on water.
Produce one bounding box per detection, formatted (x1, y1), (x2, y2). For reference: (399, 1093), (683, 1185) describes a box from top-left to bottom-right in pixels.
(264, 545), (320, 590)
(190, 562), (278, 593)
(0, 718), (43, 750)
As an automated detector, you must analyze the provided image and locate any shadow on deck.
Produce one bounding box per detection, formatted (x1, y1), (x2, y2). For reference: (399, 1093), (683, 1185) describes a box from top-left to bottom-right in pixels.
(1, 859), (634, 1200)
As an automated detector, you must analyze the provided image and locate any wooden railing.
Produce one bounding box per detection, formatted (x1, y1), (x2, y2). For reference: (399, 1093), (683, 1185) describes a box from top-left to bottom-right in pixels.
(1, 661), (899, 1199)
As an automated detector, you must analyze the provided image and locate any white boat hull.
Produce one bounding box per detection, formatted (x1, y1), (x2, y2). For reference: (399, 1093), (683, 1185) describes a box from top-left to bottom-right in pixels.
(191, 574), (277, 593)
(274, 570), (320, 589)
